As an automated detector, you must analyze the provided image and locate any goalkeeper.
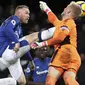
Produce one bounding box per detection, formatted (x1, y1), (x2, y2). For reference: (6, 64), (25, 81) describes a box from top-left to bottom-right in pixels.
(30, 1), (82, 85)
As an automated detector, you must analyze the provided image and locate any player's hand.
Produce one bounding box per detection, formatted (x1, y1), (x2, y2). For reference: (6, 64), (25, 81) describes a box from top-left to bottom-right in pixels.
(13, 43), (20, 52)
(30, 42), (42, 49)
(30, 41), (47, 49)
(39, 1), (51, 13)
(39, 1), (47, 11)
(29, 60), (35, 70)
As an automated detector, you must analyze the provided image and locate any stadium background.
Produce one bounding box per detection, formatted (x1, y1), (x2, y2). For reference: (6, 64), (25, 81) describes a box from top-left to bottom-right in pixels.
(0, 0), (85, 85)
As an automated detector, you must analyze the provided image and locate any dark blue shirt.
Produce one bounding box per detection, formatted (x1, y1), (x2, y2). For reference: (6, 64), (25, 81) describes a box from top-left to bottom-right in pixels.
(0, 15), (23, 56)
(25, 57), (51, 83)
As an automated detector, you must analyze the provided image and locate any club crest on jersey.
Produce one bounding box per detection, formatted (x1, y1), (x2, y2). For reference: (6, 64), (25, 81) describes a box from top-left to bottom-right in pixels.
(11, 20), (16, 25)
(25, 67), (30, 73)
(60, 26), (69, 33)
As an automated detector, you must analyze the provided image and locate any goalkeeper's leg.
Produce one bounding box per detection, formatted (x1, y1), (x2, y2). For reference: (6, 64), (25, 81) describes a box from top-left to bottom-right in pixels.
(63, 70), (79, 85)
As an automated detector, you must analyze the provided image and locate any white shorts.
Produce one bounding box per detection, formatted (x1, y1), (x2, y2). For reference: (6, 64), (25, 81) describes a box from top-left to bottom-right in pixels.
(0, 57), (22, 80)
(0, 37), (30, 80)
(8, 59), (22, 80)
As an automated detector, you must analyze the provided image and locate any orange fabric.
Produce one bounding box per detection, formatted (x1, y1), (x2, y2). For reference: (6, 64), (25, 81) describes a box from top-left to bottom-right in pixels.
(49, 45), (81, 73)
(54, 67), (64, 74)
(45, 11), (81, 73)
(46, 11), (77, 48)
(47, 12), (59, 24)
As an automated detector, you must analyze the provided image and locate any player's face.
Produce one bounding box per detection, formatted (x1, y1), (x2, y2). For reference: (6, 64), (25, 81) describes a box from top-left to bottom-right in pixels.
(20, 8), (30, 24)
(61, 5), (71, 18)
(35, 47), (49, 59)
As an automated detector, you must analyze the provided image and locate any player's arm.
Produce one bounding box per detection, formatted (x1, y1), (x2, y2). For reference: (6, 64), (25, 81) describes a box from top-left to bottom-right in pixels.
(25, 52), (35, 70)
(30, 26), (70, 49)
(45, 26), (69, 46)
(4, 19), (20, 52)
(39, 1), (60, 26)
(4, 20), (19, 43)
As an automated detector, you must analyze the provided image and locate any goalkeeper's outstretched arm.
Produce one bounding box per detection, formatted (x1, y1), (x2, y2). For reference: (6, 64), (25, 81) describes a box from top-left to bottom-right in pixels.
(39, 1), (59, 25)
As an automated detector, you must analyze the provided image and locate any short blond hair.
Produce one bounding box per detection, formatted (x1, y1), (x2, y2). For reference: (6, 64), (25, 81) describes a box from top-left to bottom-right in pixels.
(15, 5), (29, 12)
(69, 1), (82, 18)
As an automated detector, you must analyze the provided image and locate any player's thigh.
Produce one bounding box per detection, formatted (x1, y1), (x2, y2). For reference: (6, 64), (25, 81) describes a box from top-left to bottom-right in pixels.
(2, 46), (17, 63)
(8, 59), (23, 80)
(24, 32), (38, 44)
(46, 66), (64, 85)
(63, 70), (76, 80)
(0, 58), (9, 70)
(17, 71), (26, 85)
(2, 40), (30, 62)
(63, 70), (78, 85)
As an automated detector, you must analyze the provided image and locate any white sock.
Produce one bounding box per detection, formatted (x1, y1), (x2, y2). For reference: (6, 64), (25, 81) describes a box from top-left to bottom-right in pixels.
(0, 77), (17, 85)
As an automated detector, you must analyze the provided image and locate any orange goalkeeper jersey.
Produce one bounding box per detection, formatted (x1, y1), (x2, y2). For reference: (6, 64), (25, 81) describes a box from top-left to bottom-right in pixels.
(46, 11), (77, 49)
(45, 11), (81, 71)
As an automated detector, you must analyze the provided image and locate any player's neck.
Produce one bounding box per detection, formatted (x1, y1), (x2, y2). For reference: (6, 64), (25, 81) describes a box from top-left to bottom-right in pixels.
(62, 15), (72, 20)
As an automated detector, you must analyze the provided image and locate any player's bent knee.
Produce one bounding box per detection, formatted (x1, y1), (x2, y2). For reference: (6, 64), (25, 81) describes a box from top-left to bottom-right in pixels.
(2, 49), (17, 63)
(63, 76), (79, 85)
(63, 71), (76, 80)
(45, 66), (62, 85)
(45, 76), (56, 85)
(18, 78), (26, 85)
(17, 73), (26, 85)
(63, 71), (79, 85)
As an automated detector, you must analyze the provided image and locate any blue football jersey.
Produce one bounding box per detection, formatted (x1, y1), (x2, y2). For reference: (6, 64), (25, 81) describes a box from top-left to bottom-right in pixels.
(0, 15), (23, 56)
(25, 57), (51, 83)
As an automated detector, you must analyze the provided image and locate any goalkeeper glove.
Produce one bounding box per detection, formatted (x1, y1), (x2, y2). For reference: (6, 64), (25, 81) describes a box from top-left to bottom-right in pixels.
(39, 1), (51, 14)
(30, 41), (48, 49)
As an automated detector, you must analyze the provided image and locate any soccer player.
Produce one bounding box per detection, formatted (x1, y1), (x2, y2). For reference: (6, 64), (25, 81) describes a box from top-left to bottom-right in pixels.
(0, 5), (39, 85)
(31, 1), (82, 85)
(25, 46), (51, 85)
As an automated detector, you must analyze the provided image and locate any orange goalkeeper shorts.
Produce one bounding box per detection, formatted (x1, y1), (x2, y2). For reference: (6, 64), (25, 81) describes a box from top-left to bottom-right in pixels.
(49, 44), (81, 73)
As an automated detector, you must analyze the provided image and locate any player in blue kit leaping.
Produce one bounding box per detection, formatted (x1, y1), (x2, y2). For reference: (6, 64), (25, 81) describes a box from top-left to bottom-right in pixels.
(0, 5), (39, 85)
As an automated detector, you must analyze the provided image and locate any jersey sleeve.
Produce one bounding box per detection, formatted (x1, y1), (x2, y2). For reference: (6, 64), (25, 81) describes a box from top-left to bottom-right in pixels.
(4, 17), (19, 43)
(47, 11), (60, 26)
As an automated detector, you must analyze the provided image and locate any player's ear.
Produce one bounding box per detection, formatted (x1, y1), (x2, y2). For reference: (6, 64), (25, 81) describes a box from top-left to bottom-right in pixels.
(67, 10), (71, 14)
(15, 9), (21, 16)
